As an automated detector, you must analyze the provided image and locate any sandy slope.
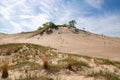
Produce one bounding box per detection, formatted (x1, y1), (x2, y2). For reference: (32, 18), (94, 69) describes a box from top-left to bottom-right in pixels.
(0, 27), (120, 61)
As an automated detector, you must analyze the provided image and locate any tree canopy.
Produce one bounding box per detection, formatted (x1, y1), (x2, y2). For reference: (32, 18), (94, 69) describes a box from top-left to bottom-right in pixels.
(37, 20), (77, 31)
(43, 22), (56, 28)
(68, 20), (76, 27)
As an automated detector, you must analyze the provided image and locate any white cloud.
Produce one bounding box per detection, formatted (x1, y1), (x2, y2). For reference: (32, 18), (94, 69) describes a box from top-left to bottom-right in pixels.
(31, 14), (49, 27)
(0, 0), (51, 33)
(19, 15), (34, 19)
(19, 13), (49, 31)
(85, 0), (104, 9)
(76, 14), (120, 36)
(0, 6), (10, 20)
(9, 21), (22, 33)
(0, 0), (74, 33)
(0, 0), (26, 20)
(0, 0), (120, 37)
(58, 10), (73, 24)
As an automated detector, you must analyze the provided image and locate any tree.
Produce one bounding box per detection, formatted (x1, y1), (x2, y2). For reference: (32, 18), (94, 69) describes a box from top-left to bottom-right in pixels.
(69, 20), (76, 27)
(42, 22), (56, 28)
(63, 24), (67, 27)
(37, 22), (56, 30)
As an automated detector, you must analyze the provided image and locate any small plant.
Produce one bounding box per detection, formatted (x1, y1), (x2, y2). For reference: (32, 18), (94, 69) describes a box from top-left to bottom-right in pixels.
(42, 54), (49, 70)
(68, 20), (76, 27)
(66, 56), (73, 70)
(1, 59), (9, 79)
(67, 60), (73, 70)
(74, 60), (90, 68)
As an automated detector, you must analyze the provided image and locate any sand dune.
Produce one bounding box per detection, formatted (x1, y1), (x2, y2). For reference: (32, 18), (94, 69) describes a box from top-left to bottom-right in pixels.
(0, 27), (120, 61)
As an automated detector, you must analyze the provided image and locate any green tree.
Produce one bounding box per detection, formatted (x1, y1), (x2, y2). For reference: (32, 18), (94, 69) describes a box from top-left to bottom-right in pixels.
(63, 24), (67, 27)
(43, 22), (56, 28)
(37, 22), (56, 31)
(69, 20), (76, 27)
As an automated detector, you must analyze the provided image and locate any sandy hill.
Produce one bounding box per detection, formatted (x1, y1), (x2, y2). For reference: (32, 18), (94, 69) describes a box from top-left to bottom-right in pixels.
(0, 43), (120, 80)
(0, 26), (120, 61)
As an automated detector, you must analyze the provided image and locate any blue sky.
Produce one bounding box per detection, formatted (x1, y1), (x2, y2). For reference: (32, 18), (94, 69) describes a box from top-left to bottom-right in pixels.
(0, 0), (120, 37)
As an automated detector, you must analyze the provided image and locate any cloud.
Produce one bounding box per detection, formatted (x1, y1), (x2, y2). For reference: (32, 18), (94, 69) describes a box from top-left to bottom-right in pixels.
(0, 0), (51, 33)
(85, 0), (104, 9)
(9, 21), (22, 33)
(0, 0), (80, 33)
(19, 13), (49, 30)
(76, 14), (120, 36)
(0, 0), (120, 37)
(0, 6), (10, 20)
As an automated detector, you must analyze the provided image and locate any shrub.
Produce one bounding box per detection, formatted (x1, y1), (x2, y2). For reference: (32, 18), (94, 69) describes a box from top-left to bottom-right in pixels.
(68, 20), (76, 27)
(42, 54), (50, 70)
(66, 56), (74, 70)
(1, 59), (9, 79)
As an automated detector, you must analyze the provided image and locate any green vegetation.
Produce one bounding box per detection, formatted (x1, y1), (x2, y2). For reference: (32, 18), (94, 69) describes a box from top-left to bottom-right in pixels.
(0, 43), (50, 55)
(73, 60), (90, 68)
(36, 21), (58, 35)
(87, 70), (120, 80)
(94, 58), (120, 69)
(66, 58), (73, 70)
(69, 20), (76, 27)
(37, 20), (77, 32)
(62, 57), (90, 69)
(9, 61), (40, 70)
(0, 43), (120, 80)
(37, 21), (57, 31)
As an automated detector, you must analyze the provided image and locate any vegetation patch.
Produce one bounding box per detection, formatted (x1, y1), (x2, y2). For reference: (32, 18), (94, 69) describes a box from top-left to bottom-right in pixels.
(10, 61), (41, 70)
(0, 43), (120, 80)
(87, 70), (120, 80)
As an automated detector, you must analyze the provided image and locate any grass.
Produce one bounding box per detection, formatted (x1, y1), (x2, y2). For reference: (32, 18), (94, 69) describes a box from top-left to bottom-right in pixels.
(94, 58), (120, 69)
(10, 61), (40, 70)
(87, 70), (120, 80)
(17, 72), (53, 80)
(49, 64), (64, 73)
(62, 57), (90, 69)
(57, 52), (92, 60)
(73, 60), (90, 68)
(0, 43), (51, 56)
(0, 43), (22, 55)
(0, 43), (120, 80)
(34, 25), (54, 36)
(66, 59), (73, 70)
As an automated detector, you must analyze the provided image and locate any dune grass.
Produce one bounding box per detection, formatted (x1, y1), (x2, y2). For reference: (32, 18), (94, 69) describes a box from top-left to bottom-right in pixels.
(87, 70), (120, 80)
(9, 61), (40, 70)
(0, 43), (51, 56)
(0, 43), (120, 80)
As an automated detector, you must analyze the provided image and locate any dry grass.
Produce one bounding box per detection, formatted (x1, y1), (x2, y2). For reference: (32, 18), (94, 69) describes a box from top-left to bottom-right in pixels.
(42, 54), (50, 70)
(1, 59), (9, 79)
(0, 43), (50, 56)
(66, 56), (74, 70)
(87, 70), (120, 80)
(0, 43), (120, 80)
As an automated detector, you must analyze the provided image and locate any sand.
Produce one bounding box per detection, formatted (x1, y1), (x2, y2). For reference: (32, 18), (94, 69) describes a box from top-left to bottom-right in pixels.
(0, 27), (120, 61)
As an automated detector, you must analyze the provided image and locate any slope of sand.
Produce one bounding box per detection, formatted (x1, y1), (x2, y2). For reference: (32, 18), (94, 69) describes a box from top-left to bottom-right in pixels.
(0, 27), (120, 61)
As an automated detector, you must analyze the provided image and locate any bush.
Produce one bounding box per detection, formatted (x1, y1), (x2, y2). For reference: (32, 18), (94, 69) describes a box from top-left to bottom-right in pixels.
(1, 60), (9, 79)
(69, 20), (76, 27)
(42, 54), (50, 70)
